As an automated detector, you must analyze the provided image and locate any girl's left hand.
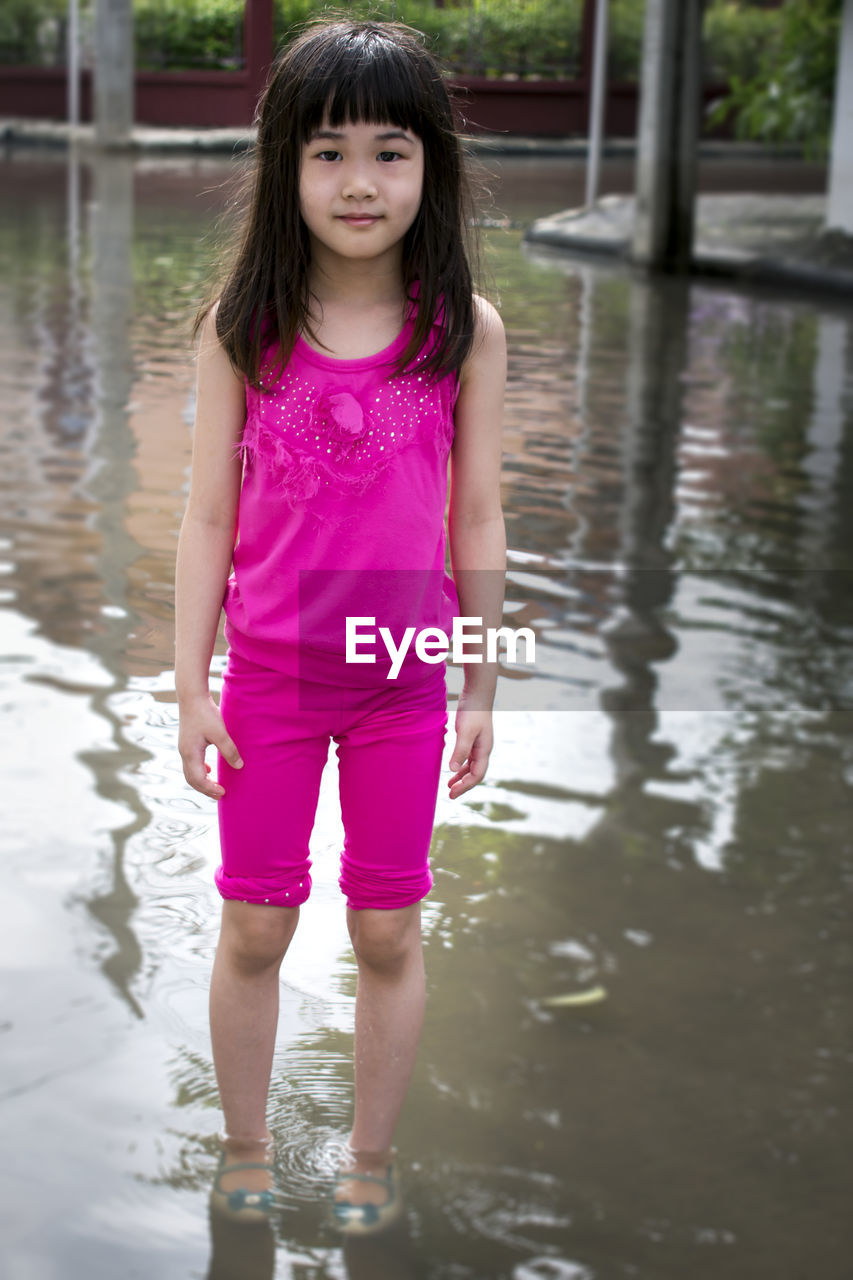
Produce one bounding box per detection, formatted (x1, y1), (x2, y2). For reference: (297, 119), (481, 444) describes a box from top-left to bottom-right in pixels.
(447, 706), (494, 799)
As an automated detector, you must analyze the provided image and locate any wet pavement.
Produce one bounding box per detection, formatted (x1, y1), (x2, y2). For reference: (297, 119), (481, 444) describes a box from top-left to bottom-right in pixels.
(0, 149), (852, 1279)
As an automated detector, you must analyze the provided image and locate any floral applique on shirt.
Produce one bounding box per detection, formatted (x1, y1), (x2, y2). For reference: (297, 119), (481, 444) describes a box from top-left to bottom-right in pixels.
(238, 349), (456, 508)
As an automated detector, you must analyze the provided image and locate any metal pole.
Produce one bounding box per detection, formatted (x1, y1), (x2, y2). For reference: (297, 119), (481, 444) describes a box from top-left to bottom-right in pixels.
(585, 0), (609, 208)
(68, 0), (80, 128)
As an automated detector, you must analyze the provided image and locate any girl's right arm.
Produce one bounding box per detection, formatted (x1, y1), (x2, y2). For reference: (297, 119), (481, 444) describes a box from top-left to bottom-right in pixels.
(174, 305), (245, 799)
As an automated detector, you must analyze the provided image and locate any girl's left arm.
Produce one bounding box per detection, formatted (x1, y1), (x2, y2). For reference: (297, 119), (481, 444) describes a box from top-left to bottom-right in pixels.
(447, 294), (508, 799)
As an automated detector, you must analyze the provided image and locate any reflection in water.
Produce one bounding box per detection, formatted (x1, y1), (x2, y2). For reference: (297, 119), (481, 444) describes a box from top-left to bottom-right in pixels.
(0, 151), (851, 1279)
(81, 682), (150, 1019)
(207, 1212), (276, 1280)
(205, 1197), (419, 1280)
(599, 273), (682, 787)
(82, 153), (152, 1013)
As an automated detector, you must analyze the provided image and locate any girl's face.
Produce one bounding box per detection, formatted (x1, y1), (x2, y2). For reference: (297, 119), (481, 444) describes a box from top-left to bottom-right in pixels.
(298, 117), (424, 275)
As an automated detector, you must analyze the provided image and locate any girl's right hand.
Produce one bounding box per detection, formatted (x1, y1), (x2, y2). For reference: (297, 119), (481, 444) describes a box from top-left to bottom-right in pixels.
(177, 693), (243, 799)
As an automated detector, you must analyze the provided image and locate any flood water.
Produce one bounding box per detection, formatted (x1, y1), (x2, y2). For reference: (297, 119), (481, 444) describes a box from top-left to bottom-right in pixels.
(1, 147), (851, 1279)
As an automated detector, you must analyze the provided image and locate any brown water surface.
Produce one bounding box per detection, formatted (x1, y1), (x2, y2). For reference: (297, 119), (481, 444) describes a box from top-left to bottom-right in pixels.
(0, 149), (851, 1279)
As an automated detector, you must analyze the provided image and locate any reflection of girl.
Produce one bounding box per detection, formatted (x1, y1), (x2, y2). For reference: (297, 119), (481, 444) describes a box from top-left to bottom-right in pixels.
(174, 18), (506, 1233)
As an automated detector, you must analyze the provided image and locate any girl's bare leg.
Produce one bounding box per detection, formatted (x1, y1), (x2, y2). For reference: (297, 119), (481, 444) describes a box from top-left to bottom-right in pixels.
(336, 903), (426, 1206)
(209, 900), (300, 1191)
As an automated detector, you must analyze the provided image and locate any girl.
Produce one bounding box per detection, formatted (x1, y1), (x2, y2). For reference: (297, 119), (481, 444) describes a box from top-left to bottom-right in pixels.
(175, 18), (506, 1234)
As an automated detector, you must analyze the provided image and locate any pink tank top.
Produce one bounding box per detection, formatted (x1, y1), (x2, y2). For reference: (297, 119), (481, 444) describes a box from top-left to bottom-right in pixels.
(223, 289), (460, 683)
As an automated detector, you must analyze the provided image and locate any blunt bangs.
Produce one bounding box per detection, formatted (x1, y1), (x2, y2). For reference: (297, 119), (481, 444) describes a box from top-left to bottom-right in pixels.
(291, 27), (449, 145)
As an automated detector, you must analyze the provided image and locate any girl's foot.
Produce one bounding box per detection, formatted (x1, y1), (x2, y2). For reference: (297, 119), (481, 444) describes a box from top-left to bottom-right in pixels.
(210, 1135), (278, 1224)
(330, 1146), (403, 1235)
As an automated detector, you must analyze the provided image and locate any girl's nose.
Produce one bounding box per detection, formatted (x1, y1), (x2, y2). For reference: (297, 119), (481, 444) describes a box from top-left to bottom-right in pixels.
(341, 165), (378, 201)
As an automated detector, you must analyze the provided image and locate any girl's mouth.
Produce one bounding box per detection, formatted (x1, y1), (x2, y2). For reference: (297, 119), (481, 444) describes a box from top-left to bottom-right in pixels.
(339, 215), (380, 225)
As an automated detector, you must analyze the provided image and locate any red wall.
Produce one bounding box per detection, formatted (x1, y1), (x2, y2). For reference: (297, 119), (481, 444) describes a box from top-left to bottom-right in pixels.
(0, 67), (733, 139)
(0, 66), (259, 128)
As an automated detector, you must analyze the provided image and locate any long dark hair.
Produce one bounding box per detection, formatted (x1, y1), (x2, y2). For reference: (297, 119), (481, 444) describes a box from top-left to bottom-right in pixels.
(197, 18), (483, 389)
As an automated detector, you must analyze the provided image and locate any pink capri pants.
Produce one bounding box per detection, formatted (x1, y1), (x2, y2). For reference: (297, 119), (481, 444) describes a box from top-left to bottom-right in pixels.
(215, 650), (449, 911)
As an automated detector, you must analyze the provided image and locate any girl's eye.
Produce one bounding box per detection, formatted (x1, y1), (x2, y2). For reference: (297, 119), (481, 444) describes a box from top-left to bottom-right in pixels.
(316, 150), (340, 162)
(377, 151), (402, 163)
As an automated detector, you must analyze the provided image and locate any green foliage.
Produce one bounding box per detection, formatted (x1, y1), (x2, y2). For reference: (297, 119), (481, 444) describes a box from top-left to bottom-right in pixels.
(0, 0), (582, 79)
(134, 0), (585, 77)
(703, 1), (780, 83)
(607, 0), (645, 81)
(706, 0), (843, 156)
(274, 1), (582, 80)
(607, 0), (784, 85)
(273, 0), (319, 51)
(0, 0), (65, 66)
(135, 0), (244, 71)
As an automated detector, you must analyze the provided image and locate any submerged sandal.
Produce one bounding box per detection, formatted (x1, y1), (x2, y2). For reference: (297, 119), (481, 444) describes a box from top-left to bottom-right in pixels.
(329, 1160), (402, 1235)
(209, 1150), (278, 1225)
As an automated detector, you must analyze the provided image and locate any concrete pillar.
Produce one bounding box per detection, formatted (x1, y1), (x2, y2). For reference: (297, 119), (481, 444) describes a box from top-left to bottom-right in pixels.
(94, 0), (134, 147)
(827, 0), (853, 233)
(632, 0), (705, 271)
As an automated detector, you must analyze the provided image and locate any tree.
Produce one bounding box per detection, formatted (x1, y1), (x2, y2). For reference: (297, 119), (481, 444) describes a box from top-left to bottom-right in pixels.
(708, 0), (843, 157)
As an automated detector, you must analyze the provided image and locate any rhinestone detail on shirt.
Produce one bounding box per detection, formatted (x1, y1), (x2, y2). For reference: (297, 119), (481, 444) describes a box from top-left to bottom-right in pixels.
(238, 345), (456, 507)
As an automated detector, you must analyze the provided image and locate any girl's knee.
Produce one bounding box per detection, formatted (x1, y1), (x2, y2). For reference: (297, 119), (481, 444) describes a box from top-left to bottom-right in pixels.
(347, 904), (422, 974)
(221, 900), (299, 973)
